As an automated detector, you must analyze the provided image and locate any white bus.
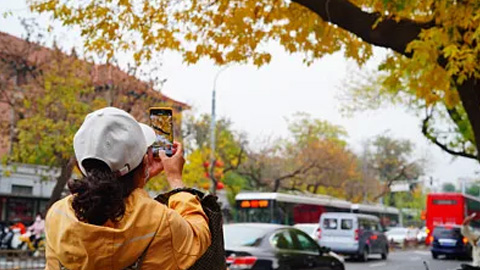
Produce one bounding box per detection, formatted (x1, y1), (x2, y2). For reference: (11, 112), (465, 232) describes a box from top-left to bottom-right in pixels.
(235, 192), (400, 227)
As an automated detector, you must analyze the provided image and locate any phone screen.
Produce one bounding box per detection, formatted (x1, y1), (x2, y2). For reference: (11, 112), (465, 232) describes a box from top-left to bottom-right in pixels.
(149, 108), (174, 156)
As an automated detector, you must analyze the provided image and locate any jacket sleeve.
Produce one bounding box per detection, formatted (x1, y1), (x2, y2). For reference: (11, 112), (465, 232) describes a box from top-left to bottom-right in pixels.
(166, 192), (211, 269)
(461, 224), (480, 244)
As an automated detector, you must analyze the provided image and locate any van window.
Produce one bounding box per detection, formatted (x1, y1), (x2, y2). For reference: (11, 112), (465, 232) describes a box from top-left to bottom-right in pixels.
(341, 219), (353, 230)
(323, 218), (338, 229)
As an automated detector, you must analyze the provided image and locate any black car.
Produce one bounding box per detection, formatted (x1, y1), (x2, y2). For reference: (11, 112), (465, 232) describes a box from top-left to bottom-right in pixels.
(224, 223), (345, 270)
(431, 225), (472, 259)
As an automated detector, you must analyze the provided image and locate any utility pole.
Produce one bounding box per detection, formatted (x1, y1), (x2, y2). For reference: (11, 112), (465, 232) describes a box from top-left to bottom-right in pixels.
(209, 66), (230, 195)
(361, 141), (369, 203)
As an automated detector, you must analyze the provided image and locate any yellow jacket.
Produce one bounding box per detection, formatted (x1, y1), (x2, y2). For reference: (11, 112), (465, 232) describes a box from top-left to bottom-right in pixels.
(45, 189), (211, 270)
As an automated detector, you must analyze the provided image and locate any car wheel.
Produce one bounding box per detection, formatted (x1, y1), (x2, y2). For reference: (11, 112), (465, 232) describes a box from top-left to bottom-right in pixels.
(332, 262), (344, 270)
(432, 252), (438, 259)
(360, 247), (369, 262)
(329, 258), (344, 270)
(381, 245), (389, 260)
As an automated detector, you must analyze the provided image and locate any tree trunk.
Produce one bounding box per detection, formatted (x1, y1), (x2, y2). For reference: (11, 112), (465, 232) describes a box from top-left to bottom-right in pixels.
(273, 179), (281, 192)
(292, 0), (431, 57)
(47, 157), (75, 209)
(456, 78), (480, 161)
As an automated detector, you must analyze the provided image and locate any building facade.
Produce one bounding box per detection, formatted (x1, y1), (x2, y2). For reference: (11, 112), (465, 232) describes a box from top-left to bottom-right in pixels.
(0, 164), (59, 224)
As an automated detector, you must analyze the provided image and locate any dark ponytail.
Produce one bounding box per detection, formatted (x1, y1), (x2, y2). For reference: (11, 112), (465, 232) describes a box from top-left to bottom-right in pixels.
(67, 159), (139, 225)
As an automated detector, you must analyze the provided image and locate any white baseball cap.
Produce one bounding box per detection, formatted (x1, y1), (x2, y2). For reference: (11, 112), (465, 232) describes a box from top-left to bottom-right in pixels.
(74, 107), (156, 176)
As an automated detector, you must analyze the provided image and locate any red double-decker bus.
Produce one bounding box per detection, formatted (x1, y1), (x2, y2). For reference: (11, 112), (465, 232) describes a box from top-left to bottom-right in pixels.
(426, 193), (480, 244)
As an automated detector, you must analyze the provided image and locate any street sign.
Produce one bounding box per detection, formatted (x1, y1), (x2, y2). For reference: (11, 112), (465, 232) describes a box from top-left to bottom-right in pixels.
(390, 182), (410, 192)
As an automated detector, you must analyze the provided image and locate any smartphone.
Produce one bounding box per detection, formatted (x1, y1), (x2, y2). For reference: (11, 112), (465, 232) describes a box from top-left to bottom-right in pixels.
(149, 107), (174, 157)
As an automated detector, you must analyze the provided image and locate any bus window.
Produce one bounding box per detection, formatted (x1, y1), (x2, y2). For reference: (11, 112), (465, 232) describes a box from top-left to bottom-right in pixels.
(359, 219), (371, 230)
(433, 199), (457, 205)
(237, 208), (272, 223)
(275, 201), (294, 225)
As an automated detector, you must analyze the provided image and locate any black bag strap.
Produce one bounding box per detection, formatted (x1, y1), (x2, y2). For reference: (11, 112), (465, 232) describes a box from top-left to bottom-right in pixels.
(154, 187), (206, 205)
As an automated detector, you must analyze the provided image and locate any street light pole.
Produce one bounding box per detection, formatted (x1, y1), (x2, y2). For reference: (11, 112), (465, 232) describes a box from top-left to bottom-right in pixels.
(210, 65), (230, 195)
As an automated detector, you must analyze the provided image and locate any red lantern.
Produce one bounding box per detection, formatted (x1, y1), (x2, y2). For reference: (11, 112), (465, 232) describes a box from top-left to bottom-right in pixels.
(217, 182), (224, 190)
(203, 161), (210, 168)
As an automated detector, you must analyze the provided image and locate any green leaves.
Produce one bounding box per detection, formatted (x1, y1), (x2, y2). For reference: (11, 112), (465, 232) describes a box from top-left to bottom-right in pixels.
(286, 112), (348, 147)
(9, 49), (95, 167)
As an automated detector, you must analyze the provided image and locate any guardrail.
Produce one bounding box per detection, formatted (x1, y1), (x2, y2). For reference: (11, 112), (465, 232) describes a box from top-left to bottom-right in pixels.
(0, 250), (45, 270)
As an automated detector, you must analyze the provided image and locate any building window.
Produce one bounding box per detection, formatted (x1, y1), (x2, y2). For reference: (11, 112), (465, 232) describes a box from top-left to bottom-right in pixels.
(11, 185), (33, 195)
(7, 198), (34, 224)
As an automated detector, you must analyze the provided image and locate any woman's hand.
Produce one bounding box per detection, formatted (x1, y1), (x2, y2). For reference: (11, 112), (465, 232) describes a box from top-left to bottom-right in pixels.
(463, 213), (476, 225)
(147, 147), (164, 178)
(158, 141), (185, 189)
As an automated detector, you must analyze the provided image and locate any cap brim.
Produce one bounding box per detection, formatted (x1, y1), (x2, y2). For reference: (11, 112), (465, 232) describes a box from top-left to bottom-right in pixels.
(139, 123), (156, 147)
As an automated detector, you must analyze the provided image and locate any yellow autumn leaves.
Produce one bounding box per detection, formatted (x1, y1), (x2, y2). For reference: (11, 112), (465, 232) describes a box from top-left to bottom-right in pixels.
(26, 0), (480, 115)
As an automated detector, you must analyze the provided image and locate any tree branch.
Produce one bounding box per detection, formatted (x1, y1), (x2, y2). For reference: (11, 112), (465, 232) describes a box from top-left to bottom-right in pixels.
(273, 162), (316, 191)
(422, 109), (477, 160)
(292, 0), (434, 57)
(373, 164), (415, 201)
(223, 146), (245, 174)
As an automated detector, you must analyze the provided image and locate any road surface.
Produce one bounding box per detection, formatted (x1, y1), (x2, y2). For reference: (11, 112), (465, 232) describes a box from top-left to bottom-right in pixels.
(345, 249), (463, 270)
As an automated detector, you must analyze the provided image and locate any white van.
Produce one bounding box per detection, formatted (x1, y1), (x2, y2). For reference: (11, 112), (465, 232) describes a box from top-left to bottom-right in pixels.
(318, 212), (389, 261)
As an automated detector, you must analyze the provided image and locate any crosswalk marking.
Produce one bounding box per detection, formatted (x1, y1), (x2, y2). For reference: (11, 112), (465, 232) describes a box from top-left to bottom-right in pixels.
(369, 262), (387, 268)
(414, 250), (431, 256)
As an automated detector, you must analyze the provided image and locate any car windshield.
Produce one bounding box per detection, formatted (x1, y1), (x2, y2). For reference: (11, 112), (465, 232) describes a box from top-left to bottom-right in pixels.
(224, 225), (269, 247)
(433, 227), (461, 238)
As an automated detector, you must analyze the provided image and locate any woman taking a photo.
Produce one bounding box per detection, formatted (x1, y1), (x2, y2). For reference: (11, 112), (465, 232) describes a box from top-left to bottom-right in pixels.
(45, 107), (211, 270)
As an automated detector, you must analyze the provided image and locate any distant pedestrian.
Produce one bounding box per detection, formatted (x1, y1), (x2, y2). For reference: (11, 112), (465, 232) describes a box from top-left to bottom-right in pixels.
(28, 213), (44, 239)
(28, 213), (44, 248)
(45, 107), (210, 270)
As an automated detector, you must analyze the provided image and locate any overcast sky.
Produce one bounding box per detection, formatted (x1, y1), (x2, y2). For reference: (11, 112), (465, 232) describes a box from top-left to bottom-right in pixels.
(2, 0), (479, 188)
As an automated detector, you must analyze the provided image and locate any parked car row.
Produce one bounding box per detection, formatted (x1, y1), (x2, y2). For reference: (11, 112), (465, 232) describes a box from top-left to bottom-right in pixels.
(223, 212), (453, 269)
(384, 226), (428, 247)
(385, 227), (419, 248)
